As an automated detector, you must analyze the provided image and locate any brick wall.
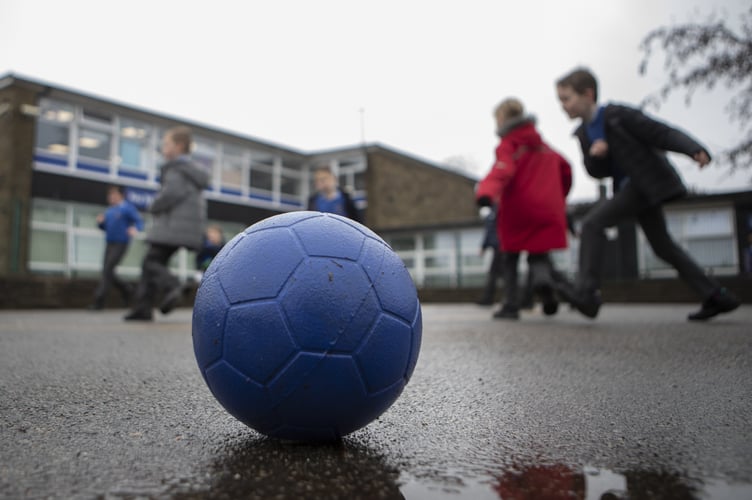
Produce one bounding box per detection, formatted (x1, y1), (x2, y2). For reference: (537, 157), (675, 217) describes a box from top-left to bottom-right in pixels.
(0, 84), (38, 277)
(365, 149), (479, 231)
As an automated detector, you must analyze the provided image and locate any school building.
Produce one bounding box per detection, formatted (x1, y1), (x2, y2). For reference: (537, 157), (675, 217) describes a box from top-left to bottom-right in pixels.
(0, 73), (749, 307)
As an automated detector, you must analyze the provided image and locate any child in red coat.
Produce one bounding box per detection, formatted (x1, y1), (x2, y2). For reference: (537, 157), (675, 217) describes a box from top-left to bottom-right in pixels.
(477, 98), (572, 319)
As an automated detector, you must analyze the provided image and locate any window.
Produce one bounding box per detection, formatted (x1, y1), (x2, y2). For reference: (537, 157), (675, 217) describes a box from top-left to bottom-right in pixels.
(250, 154), (275, 194)
(335, 157), (367, 206)
(77, 108), (113, 165)
(193, 137), (217, 171)
(459, 228), (485, 271)
(280, 171), (302, 197)
(120, 238), (147, 270)
(384, 228), (493, 288)
(119, 118), (152, 171)
(387, 236), (415, 251)
(73, 204), (102, 228)
(337, 157), (366, 190)
(29, 199), (68, 273)
(31, 199), (67, 224)
(73, 234), (104, 268)
(220, 145), (246, 194)
(35, 99), (74, 156)
(82, 108), (112, 127)
(30, 229), (67, 267)
(78, 128), (112, 162)
(353, 170), (366, 191)
(280, 160), (303, 200)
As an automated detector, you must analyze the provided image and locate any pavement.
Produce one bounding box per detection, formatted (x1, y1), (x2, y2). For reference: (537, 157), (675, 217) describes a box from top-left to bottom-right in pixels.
(0, 303), (750, 499)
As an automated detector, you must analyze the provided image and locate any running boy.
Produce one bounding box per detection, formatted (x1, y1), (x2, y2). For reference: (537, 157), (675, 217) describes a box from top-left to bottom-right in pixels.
(555, 67), (739, 320)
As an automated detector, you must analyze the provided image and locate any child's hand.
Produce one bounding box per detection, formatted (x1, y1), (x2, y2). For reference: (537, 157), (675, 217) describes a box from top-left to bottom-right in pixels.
(96, 214), (105, 224)
(127, 226), (139, 238)
(694, 150), (711, 168)
(589, 139), (609, 158)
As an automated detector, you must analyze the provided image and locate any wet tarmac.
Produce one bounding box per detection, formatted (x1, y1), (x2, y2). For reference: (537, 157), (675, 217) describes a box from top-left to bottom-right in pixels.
(1, 303), (750, 499)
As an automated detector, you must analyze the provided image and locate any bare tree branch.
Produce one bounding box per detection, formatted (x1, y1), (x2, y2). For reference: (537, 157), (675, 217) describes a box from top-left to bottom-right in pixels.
(639, 7), (752, 174)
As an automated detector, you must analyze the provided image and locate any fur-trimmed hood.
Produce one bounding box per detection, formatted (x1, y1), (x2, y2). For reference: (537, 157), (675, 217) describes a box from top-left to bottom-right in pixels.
(497, 115), (537, 138)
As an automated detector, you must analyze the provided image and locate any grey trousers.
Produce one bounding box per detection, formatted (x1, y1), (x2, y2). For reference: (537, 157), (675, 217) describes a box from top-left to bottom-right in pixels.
(131, 243), (180, 313)
(577, 183), (718, 299)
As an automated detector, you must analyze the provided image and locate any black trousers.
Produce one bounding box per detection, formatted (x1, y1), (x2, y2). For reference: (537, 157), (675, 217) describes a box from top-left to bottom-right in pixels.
(131, 243), (180, 313)
(502, 252), (554, 309)
(578, 182), (718, 299)
(480, 249), (504, 302)
(93, 242), (131, 306)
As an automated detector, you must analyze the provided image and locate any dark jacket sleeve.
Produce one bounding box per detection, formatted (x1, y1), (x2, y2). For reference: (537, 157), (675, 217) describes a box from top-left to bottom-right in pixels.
(603, 104), (690, 205)
(608, 104), (710, 160)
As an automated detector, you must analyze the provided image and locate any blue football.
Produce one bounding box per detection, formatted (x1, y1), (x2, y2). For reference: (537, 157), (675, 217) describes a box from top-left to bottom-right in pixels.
(192, 211), (422, 441)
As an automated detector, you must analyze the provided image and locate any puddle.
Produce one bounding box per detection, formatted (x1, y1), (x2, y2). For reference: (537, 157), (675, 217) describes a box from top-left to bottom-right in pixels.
(398, 465), (752, 499)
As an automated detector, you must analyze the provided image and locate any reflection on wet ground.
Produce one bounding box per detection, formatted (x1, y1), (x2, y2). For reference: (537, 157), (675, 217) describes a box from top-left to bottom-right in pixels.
(170, 437), (403, 499)
(399, 463), (752, 499)
(159, 432), (751, 500)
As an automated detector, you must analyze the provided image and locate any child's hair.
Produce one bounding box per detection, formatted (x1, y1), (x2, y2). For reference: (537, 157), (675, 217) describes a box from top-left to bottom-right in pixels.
(166, 125), (193, 153)
(556, 67), (598, 101)
(108, 185), (125, 196)
(313, 165), (335, 176)
(494, 98), (525, 121)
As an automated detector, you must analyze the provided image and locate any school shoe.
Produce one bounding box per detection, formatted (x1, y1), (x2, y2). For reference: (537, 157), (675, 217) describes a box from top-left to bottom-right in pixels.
(554, 282), (601, 319)
(688, 288), (740, 321)
(569, 289), (602, 319)
(160, 285), (183, 315)
(541, 297), (559, 316)
(124, 309), (153, 321)
(534, 283), (559, 316)
(493, 305), (520, 320)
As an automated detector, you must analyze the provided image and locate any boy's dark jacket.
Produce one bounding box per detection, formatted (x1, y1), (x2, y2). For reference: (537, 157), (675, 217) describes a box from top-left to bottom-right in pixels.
(574, 103), (710, 206)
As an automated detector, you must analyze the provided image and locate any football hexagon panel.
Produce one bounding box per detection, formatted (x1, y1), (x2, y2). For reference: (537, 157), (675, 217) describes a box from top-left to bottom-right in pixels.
(359, 236), (419, 323)
(202, 231), (246, 282)
(280, 257), (377, 351)
(192, 273), (229, 372)
(204, 360), (279, 432)
(217, 227), (306, 304)
(332, 213), (388, 245)
(289, 214), (365, 260)
(271, 355), (369, 433)
(224, 301), (298, 385)
(355, 313), (413, 393)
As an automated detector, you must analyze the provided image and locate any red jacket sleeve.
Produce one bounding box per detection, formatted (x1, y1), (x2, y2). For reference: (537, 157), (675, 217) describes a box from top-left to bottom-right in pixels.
(476, 142), (518, 203)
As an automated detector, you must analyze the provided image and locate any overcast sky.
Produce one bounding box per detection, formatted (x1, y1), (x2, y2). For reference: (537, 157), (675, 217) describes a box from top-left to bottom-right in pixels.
(1, 0), (749, 201)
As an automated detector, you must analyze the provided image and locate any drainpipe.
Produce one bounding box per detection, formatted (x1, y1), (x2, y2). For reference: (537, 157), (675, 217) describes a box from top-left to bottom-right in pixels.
(10, 198), (22, 273)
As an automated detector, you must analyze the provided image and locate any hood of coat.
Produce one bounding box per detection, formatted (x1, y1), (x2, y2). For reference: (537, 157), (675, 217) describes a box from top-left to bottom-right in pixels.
(497, 115), (541, 145)
(163, 159), (210, 189)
